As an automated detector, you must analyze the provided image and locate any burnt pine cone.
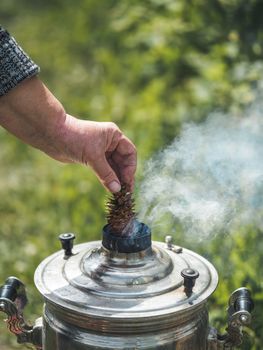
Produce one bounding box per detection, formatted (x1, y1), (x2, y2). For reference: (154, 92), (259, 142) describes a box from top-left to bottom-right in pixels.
(106, 184), (136, 236)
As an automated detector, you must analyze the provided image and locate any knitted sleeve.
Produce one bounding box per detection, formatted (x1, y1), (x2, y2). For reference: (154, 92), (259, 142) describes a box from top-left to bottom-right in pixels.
(0, 26), (40, 96)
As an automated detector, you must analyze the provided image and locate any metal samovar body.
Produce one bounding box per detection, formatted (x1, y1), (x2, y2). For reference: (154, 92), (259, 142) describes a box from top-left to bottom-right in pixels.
(38, 240), (214, 350)
(0, 224), (254, 349)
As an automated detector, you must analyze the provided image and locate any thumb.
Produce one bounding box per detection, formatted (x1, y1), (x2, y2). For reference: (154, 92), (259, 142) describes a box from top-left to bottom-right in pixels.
(91, 156), (121, 193)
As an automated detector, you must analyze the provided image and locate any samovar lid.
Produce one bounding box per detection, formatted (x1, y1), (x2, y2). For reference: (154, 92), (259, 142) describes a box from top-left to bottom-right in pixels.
(34, 229), (218, 329)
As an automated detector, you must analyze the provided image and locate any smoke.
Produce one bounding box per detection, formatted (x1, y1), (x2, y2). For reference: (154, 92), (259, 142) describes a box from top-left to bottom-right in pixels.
(139, 104), (263, 241)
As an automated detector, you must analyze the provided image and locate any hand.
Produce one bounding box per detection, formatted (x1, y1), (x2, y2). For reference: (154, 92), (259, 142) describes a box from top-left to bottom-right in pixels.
(53, 117), (137, 192)
(0, 77), (136, 193)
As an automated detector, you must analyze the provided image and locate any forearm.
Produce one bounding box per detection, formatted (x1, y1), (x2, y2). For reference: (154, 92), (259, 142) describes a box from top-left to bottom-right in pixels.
(0, 26), (63, 157)
(0, 76), (67, 158)
(0, 76), (136, 192)
(0, 28), (136, 192)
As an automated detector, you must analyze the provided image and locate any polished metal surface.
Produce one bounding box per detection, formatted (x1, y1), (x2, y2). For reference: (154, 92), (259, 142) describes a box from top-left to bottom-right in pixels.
(43, 306), (209, 349)
(0, 236), (254, 349)
(34, 240), (218, 349)
(35, 241), (218, 324)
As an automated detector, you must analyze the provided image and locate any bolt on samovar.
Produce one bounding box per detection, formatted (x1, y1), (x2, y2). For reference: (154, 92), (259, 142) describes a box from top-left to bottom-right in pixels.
(0, 188), (254, 349)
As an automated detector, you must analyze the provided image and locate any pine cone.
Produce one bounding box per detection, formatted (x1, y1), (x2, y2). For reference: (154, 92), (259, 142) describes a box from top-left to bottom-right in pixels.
(106, 184), (136, 236)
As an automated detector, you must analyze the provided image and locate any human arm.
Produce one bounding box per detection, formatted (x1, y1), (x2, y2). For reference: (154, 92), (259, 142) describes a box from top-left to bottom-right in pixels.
(0, 27), (136, 192)
(0, 76), (136, 192)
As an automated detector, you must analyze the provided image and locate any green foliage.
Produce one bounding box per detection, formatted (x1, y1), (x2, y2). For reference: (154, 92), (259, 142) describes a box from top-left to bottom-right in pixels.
(0, 0), (262, 349)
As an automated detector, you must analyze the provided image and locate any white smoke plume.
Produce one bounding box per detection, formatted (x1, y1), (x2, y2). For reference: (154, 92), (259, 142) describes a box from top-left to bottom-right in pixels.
(139, 104), (263, 241)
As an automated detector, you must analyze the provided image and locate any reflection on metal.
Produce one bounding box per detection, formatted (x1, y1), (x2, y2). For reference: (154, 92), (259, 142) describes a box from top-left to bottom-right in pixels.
(0, 232), (254, 349)
(34, 237), (218, 349)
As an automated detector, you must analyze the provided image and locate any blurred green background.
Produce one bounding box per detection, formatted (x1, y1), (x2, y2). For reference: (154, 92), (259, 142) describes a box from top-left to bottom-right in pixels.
(0, 0), (262, 349)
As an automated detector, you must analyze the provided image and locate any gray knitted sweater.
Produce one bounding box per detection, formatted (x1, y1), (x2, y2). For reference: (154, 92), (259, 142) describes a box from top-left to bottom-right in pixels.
(0, 26), (40, 96)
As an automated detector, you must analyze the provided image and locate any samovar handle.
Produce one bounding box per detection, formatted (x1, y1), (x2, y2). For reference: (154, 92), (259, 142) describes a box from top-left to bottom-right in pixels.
(0, 276), (42, 349)
(207, 287), (254, 349)
(224, 287), (254, 347)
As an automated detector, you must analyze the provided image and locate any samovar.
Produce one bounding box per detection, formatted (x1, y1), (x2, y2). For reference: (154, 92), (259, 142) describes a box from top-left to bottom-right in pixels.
(0, 219), (254, 349)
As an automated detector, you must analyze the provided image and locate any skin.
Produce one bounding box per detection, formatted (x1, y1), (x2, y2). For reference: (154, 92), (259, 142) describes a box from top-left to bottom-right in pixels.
(0, 76), (137, 192)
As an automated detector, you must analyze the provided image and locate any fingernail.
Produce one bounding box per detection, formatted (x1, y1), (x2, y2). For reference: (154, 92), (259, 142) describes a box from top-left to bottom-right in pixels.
(109, 181), (121, 193)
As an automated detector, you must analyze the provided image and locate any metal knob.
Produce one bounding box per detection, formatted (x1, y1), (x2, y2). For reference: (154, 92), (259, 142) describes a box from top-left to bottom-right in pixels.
(165, 235), (173, 249)
(59, 233), (75, 258)
(181, 268), (199, 296)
